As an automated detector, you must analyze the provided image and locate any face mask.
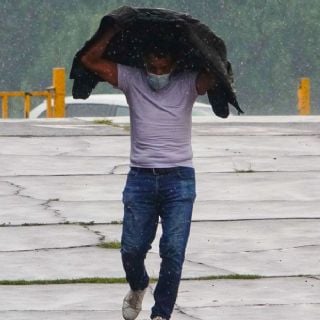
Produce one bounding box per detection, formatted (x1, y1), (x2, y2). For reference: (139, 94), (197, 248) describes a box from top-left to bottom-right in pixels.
(146, 71), (171, 91)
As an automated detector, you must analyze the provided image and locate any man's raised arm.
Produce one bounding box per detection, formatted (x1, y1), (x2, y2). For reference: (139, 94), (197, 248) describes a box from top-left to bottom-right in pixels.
(80, 25), (121, 87)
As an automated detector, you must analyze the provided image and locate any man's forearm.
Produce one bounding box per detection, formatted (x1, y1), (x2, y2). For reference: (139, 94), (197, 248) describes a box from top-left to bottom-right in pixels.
(81, 26), (120, 64)
(80, 25), (120, 86)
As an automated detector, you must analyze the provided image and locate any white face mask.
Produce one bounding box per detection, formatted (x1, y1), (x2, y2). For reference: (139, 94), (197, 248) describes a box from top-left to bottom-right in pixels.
(146, 71), (172, 91)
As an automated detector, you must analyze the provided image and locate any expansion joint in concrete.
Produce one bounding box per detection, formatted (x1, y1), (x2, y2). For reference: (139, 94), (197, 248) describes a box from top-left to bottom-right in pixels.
(186, 302), (320, 309)
(218, 243), (320, 254)
(0, 244), (98, 253)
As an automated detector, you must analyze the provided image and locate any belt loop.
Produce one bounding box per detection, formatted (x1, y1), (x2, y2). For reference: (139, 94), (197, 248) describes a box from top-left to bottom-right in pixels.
(152, 168), (157, 175)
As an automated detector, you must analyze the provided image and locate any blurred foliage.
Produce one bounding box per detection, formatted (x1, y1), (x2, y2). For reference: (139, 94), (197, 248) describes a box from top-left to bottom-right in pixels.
(1, 0), (319, 116)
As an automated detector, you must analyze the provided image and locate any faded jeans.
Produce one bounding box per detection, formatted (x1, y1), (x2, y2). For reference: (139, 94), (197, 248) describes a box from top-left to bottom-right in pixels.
(121, 166), (196, 320)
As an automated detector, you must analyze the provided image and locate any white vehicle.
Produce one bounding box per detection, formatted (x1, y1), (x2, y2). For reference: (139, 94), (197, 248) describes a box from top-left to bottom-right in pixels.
(29, 94), (214, 119)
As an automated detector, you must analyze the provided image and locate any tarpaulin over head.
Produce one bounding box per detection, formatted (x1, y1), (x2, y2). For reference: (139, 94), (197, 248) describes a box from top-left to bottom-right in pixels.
(70, 6), (244, 118)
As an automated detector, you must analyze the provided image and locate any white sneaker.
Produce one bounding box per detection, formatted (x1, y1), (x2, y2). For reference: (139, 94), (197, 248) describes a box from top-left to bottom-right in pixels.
(122, 288), (147, 320)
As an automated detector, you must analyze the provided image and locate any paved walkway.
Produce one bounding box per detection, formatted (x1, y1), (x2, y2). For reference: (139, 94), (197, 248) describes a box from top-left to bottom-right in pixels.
(0, 116), (319, 319)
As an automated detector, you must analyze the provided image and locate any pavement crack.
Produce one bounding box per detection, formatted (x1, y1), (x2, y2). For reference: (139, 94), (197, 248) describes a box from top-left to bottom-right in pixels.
(1, 180), (66, 225)
(175, 304), (202, 320)
(40, 198), (68, 223)
(184, 257), (235, 275)
(108, 163), (129, 175)
(82, 225), (105, 242)
(306, 275), (320, 281)
(2, 180), (32, 199)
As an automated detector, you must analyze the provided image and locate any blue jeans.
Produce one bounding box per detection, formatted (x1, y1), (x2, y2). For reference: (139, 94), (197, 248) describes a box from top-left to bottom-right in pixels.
(121, 166), (196, 320)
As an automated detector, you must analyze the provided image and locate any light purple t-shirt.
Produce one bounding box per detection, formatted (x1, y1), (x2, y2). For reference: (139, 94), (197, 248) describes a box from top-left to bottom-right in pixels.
(116, 64), (198, 168)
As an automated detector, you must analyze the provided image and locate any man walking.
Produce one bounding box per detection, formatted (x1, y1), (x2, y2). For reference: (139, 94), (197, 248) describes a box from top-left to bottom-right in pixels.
(81, 23), (215, 320)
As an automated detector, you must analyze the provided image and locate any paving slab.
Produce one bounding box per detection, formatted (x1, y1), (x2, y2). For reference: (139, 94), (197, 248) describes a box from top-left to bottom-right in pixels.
(2, 154), (320, 177)
(177, 278), (320, 307)
(179, 305), (320, 320)
(1, 219), (319, 279)
(0, 155), (130, 176)
(0, 195), (63, 225)
(88, 219), (320, 254)
(192, 121), (320, 135)
(0, 118), (128, 136)
(0, 247), (230, 281)
(190, 200), (320, 220)
(0, 311), (191, 320)
(195, 155), (320, 172)
(0, 278), (319, 319)
(0, 225), (101, 251)
(0, 175), (127, 202)
(2, 219), (318, 254)
(0, 172), (320, 201)
(88, 220), (320, 276)
(1, 135), (319, 158)
(1, 171), (319, 203)
(176, 278), (320, 320)
(192, 135), (320, 157)
(2, 115), (320, 138)
(196, 171), (320, 201)
(188, 245), (320, 276)
(40, 199), (320, 223)
(48, 200), (124, 224)
(2, 198), (320, 226)
(0, 136), (130, 157)
(0, 116), (319, 319)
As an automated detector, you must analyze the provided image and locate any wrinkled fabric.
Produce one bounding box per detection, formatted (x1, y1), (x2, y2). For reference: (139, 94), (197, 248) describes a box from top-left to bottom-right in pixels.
(121, 166), (196, 319)
(117, 64), (198, 168)
(70, 5), (244, 118)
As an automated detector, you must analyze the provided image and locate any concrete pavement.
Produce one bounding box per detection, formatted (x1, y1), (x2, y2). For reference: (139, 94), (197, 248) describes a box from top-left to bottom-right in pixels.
(0, 116), (319, 319)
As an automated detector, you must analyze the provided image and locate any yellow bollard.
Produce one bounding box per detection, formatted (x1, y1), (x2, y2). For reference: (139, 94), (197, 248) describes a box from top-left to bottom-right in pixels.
(53, 68), (66, 117)
(46, 92), (53, 118)
(297, 78), (311, 115)
(2, 96), (9, 119)
(24, 93), (31, 118)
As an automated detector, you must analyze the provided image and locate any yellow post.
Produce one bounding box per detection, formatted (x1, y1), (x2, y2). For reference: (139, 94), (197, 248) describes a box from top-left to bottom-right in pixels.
(2, 96), (9, 119)
(24, 93), (31, 118)
(53, 68), (66, 117)
(46, 92), (53, 118)
(297, 77), (311, 115)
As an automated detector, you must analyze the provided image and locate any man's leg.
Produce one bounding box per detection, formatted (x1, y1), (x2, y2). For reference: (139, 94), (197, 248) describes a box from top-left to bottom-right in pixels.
(121, 168), (159, 291)
(151, 167), (196, 320)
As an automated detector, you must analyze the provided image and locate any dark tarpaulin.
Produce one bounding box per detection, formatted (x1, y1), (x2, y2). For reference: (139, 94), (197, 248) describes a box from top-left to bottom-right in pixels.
(70, 6), (244, 118)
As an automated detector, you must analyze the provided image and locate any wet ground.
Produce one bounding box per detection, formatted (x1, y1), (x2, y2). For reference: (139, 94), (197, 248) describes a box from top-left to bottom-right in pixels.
(0, 115), (319, 319)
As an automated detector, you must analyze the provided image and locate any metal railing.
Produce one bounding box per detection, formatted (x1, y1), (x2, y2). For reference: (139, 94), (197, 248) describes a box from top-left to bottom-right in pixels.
(0, 70), (312, 118)
(0, 68), (65, 119)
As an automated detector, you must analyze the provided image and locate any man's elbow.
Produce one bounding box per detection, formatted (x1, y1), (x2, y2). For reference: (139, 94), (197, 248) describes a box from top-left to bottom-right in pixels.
(80, 54), (92, 68)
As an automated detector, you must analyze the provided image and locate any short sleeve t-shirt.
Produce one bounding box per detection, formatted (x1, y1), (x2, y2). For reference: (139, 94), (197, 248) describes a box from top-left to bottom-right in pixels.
(116, 63), (198, 168)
